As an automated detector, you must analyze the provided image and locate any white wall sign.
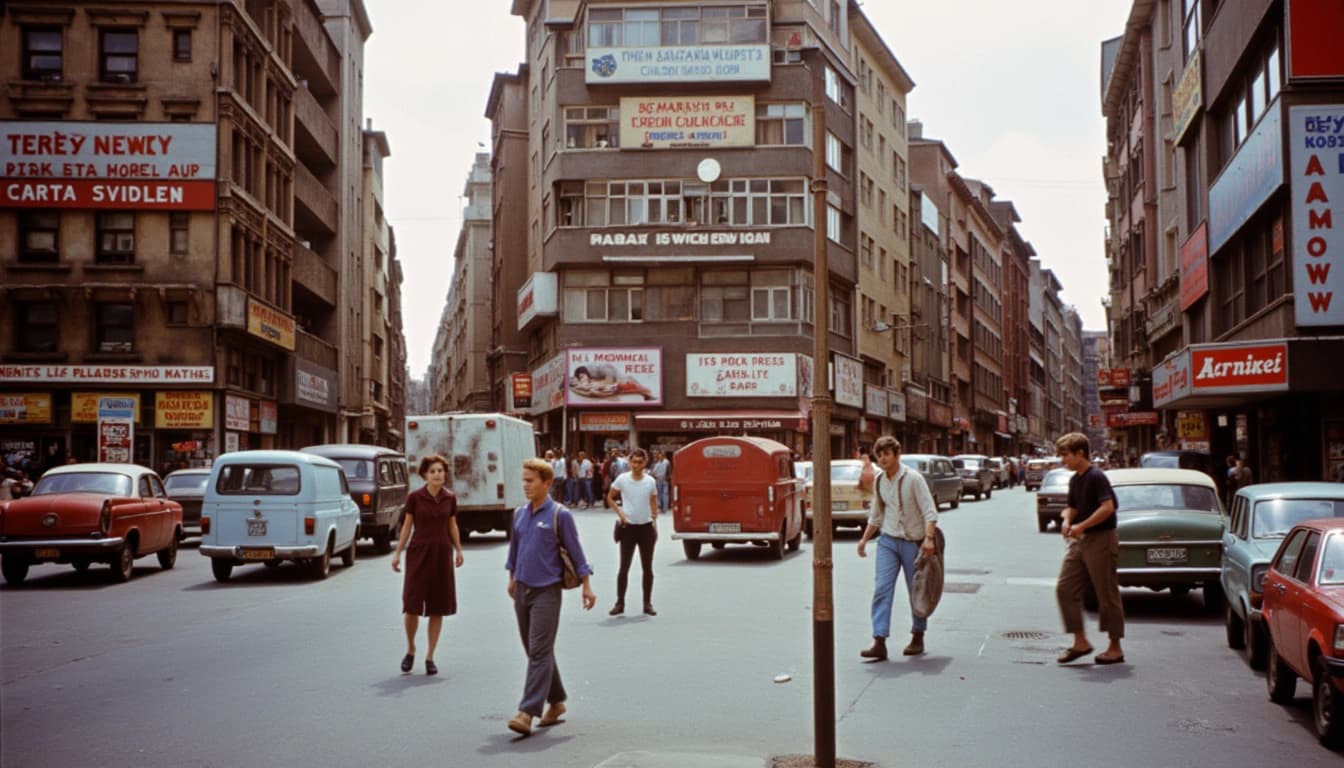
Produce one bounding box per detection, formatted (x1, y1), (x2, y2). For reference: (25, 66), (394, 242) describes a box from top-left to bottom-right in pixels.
(864, 384), (888, 416)
(0, 364), (215, 384)
(1289, 104), (1344, 325)
(586, 45), (771, 84)
(225, 395), (251, 432)
(517, 272), (558, 330)
(686, 353), (797, 397)
(530, 353), (567, 415)
(833, 354), (863, 408)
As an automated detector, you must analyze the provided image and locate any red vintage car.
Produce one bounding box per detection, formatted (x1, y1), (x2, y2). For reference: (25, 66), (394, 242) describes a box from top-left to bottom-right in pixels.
(1263, 518), (1344, 747)
(0, 463), (183, 585)
(670, 436), (803, 561)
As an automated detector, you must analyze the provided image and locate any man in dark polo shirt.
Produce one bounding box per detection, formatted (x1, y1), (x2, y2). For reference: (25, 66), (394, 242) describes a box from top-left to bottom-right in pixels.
(1054, 432), (1126, 665)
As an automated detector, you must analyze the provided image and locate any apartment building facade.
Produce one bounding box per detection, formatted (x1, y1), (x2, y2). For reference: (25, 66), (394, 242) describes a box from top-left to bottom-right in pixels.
(0, 0), (402, 474)
(430, 153), (493, 413)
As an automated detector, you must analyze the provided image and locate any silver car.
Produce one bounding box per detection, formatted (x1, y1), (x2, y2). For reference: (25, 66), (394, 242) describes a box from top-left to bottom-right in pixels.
(950, 455), (995, 500)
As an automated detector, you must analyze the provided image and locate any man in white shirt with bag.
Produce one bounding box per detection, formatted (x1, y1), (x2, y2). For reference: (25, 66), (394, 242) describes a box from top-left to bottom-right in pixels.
(856, 436), (940, 659)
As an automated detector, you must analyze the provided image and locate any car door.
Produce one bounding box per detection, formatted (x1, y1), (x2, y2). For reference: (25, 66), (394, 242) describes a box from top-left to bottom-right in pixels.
(1221, 495), (1247, 605)
(934, 459), (956, 502)
(137, 473), (169, 549)
(1285, 531), (1322, 673)
(1267, 529), (1308, 654)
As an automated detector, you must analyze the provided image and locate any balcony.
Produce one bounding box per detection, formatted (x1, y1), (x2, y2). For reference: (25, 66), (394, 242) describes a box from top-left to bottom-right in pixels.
(290, 0), (339, 98)
(296, 328), (338, 371)
(292, 240), (337, 307)
(294, 162), (337, 236)
(293, 85), (337, 170)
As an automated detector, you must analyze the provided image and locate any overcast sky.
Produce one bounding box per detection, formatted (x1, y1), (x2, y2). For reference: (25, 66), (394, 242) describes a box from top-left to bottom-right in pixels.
(364, 1), (1134, 378)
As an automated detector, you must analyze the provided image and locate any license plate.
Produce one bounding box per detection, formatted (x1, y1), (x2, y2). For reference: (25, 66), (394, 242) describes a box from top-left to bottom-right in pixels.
(831, 501), (848, 511)
(708, 522), (741, 534)
(239, 547), (275, 560)
(247, 520), (268, 536)
(34, 547), (59, 559)
(1146, 547), (1188, 564)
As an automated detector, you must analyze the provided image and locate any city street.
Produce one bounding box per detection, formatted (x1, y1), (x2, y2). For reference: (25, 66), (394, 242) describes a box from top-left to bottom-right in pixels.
(2, 485), (1336, 767)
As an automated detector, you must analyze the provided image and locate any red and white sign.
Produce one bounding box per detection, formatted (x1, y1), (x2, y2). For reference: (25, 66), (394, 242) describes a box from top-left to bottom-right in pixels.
(2, 179), (215, 210)
(1289, 104), (1344, 326)
(686, 353), (798, 397)
(530, 354), (567, 414)
(1179, 223), (1209, 311)
(565, 347), (662, 407)
(1191, 342), (1289, 393)
(1107, 411), (1159, 428)
(1152, 350), (1193, 408)
(0, 364), (214, 384)
(517, 272), (558, 331)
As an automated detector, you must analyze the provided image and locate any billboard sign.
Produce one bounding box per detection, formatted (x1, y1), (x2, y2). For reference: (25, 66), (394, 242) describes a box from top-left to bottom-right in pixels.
(686, 352), (797, 397)
(620, 96), (754, 149)
(1289, 104), (1344, 325)
(565, 347), (662, 406)
(586, 45), (770, 84)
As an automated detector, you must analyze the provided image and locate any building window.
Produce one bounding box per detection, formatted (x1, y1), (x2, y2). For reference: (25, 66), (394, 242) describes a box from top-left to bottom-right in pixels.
(830, 292), (852, 337)
(700, 269), (802, 336)
(170, 212), (189, 254)
(825, 131), (843, 173)
(826, 204), (842, 243)
(97, 213), (135, 264)
(859, 173), (873, 208)
(18, 211), (59, 263)
(15, 302), (59, 353)
(23, 27), (63, 81)
(756, 103), (807, 145)
(1181, 0), (1200, 61)
(588, 5), (767, 47)
(95, 303), (135, 352)
(173, 29), (192, 61)
(896, 156), (907, 192)
(564, 106), (619, 149)
(166, 301), (189, 325)
(828, 0), (842, 37)
(860, 117), (874, 150)
(824, 65), (850, 111)
(563, 270), (644, 323)
(100, 29), (138, 83)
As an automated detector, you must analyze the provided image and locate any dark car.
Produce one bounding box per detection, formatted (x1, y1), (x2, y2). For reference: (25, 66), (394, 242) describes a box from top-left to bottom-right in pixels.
(1036, 468), (1071, 532)
(300, 445), (408, 553)
(163, 468), (210, 537)
(900, 454), (961, 511)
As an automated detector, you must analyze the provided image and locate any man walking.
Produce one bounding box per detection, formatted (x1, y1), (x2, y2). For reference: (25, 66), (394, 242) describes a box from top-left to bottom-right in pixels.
(856, 436), (939, 659)
(649, 450), (671, 514)
(606, 448), (660, 616)
(1054, 432), (1125, 665)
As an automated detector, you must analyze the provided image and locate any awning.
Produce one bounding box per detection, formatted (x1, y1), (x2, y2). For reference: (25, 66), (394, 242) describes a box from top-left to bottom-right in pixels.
(993, 431), (1013, 439)
(635, 410), (809, 433)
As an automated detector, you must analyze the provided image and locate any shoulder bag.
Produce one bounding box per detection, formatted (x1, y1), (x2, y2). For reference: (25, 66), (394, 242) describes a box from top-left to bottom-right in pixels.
(552, 506), (582, 589)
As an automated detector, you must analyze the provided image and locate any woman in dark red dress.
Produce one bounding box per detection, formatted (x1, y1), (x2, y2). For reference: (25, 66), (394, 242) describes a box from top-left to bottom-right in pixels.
(391, 454), (463, 675)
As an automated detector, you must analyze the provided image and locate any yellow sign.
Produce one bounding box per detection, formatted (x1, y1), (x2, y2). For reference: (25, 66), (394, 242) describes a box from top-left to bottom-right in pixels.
(246, 298), (296, 351)
(72, 392), (141, 423)
(1175, 410), (1208, 440)
(1172, 52), (1202, 142)
(619, 95), (755, 149)
(0, 393), (52, 424)
(155, 391), (214, 429)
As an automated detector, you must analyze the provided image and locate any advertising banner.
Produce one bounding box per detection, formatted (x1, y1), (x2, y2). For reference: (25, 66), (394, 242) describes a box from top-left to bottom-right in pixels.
(619, 95), (754, 149)
(1209, 102), (1284, 253)
(0, 393), (51, 424)
(293, 359), (337, 412)
(1176, 410), (1209, 440)
(578, 412), (632, 432)
(0, 364), (214, 384)
(531, 353), (567, 414)
(246, 299), (296, 351)
(154, 391), (213, 429)
(686, 352), (797, 397)
(1190, 341), (1289, 394)
(864, 384), (889, 417)
(72, 392), (140, 423)
(887, 389), (906, 423)
(511, 373), (533, 410)
(566, 348), (662, 406)
(586, 44), (770, 84)
(225, 394), (252, 432)
(833, 354), (863, 408)
(1179, 222), (1210, 311)
(1172, 52), (1203, 142)
(1289, 104), (1344, 326)
(1107, 411), (1160, 428)
(1153, 349), (1193, 408)
(97, 397), (135, 463)
(258, 401), (277, 435)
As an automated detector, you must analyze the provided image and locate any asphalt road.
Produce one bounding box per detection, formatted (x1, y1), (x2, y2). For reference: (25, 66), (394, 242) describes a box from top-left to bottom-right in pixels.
(2, 484), (1338, 768)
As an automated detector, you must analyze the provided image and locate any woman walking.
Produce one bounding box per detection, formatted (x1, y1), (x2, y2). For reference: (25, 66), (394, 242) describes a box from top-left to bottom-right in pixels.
(505, 457), (596, 736)
(391, 454), (464, 675)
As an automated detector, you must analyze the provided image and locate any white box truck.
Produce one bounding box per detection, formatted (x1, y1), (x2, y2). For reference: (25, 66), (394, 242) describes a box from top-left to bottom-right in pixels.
(403, 413), (537, 540)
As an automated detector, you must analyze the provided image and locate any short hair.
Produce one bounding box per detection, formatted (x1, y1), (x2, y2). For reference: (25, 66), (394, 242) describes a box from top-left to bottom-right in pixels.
(873, 436), (901, 456)
(418, 454), (449, 478)
(1055, 432), (1090, 456)
(630, 448), (648, 462)
(523, 457), (553, 482)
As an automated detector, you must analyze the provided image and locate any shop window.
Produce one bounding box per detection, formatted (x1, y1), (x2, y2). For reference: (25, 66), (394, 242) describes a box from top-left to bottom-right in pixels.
(170, 212), (189, 255)
(173, 29), (192, 61)
(97, 212), (136, 264)
(100, 29), (138, 83)
(95, 303), (135, 352)
(23, 27), (63, 81)
(19, 210), (59, 262)
(15, 302), (59, 353)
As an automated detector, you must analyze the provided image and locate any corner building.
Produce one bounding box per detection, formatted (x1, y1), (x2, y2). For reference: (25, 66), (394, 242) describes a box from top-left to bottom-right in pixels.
(505, 0), (862, 459)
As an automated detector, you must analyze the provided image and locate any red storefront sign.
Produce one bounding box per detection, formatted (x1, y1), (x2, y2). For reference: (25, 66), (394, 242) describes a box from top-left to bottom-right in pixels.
(1179, 223), (1209, 311)
(511, 372), (533, 409)
(1110, 368), (1132, 387)
(1, 179), (216, 210)
(578, 412), (631, 432)
(1191, 342), (1289, 393)
(1107, 411), (1160, 428)
(1097, 369), (1113, 387)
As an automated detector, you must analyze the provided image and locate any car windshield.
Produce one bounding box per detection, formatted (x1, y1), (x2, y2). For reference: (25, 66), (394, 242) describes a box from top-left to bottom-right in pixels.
(795, 463), (813, 481)
(32, 472), (133, 497)
(1320, 534), (1344, 586)
(1252, 498), (1344, 539)
(831, 464), (862, 483)
(215, 465), (302, 495)
(164, 473), (209, 494)
(1041, 469), (1071, 491)
(1113, 483), (1220, 513)
(900, 458), (925, 472)
(335, 459), (375, 481)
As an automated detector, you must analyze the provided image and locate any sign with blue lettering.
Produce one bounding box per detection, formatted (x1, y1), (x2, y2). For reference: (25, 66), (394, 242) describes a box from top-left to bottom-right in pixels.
(586, 45), (771, 84)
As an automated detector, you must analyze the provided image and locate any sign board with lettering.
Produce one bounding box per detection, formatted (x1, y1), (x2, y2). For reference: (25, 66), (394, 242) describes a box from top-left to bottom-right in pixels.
(864, 384), (889, 417)
(154, 391), (213, 429)
(1176, 410), (1209, 440)
(72, 392), (140, 423)
(97, 397), (135, 463)
(1107, 411), (1160, 428)
(0, 365), (214, 384)
(832, 354), (863, 409)
(1172, 52), (1202, 143)
(1289, 104), (1344, 326)
(258, 400), (277, 435)
(517, 272), (558, 331)
(1190, 341), (1289, 394)
(531, 353), (567, 415)
(887, 389), (906, 423)
(1180, 223), (1210, 311)
(619, 96), (755, 149)
(511, 373), (533, 410)
(246, 298), (296, 350)
(291, 359), (337, 413)
(1153, 349), (1193, 408)
(0, 393), (51, 424)
(566, 347), (662, 406)
(686, 353), (797, 397)
(586, 45), (770, 85)
(578, 412), (632, 432)
(225, 395), (252, 432)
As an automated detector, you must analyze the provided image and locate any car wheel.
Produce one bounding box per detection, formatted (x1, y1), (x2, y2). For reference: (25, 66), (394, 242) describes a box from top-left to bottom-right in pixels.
(950, 496), (959, 510)
(1267, 645), (1297, 704)
(211, 558), (234, 582)
(1038, 516), (1049, 533)
(787, 523), (803, 552)
(1314, 657), (1344, 747)
(112, 541), (135, 583)
(156, 535), (178, 570)
(768, 522), (785, 560)
(683, 540), (702, 560)
(1247, 617), (1269, 671)
(1202, 583), (1224, 613)
(71, 558), (91, 574)
(309, 540), (332, 580)
(1, 555), (30, 586)
(372, 526), (392, 554)
(1225, 602), (1246, 650)
(341, 536), (356, 568)
(803, 518), (814, 540)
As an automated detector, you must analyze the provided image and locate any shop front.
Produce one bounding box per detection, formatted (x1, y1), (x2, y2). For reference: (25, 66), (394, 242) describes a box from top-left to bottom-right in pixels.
(634, 410), (811, 458)
(280, 357), (339, 448)
(903, 384), (931, 453)
(927, 400), (953, 455)
(222, 393), (278, 455)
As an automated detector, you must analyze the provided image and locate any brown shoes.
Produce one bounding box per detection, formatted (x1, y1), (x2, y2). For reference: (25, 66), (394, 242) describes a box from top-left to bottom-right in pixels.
(539, 701), (566, 727)
(860, 637), (888, 661)
(507, 711), (532, 736)
(903, 632), (925, 656)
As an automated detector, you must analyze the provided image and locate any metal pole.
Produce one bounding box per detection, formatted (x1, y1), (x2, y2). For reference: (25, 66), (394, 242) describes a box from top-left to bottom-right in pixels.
(810, 102), (835, 768)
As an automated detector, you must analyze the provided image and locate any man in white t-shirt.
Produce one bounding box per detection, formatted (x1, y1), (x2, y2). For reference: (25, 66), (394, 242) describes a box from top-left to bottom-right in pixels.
(578, 451), (594, 508)
(606, 448), (660, 616)
(546, 450), (567, 501)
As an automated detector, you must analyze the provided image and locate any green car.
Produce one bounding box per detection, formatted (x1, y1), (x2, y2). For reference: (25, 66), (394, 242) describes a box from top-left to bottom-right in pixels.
(1103, 468), (1225, 610)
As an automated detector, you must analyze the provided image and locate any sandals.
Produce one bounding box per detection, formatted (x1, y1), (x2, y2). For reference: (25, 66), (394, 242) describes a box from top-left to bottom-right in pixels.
(1056, 646), (1093, 664)
(400, 653), (414, 673)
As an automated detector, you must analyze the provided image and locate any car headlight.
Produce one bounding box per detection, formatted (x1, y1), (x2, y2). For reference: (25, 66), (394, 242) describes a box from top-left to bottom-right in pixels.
(1251, 564), (1269, 595)
(1335, 625), (1344, 653)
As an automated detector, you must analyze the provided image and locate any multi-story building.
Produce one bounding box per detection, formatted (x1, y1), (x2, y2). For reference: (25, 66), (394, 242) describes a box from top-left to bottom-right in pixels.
(1063, 306), (1085, 435)
(429, 153), (493, 413)
(1103, 0), (1344, 481)
(485, 65), (532, 417)
(1082, 330), (1108, 457)
(357, 122), (399, 445)
(992, 198), (1037, 455)
(906, 186), (951, 453)
(0, 0), (398, 472)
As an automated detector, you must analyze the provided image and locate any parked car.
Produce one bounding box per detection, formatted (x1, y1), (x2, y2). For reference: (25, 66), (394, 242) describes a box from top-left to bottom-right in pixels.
(1024, 458), (1059, 491)
(950, 455), (994, 500)
(899, 454), (961, 511)
(1222, 483), (1344, 670)
(1139, 450), (1216, 485)
(199, 450), (360, 581)
(1036, 468), (1072, 532)
(671, 436), (803, 560)
(803, 459), (869, 538)
(301, 444), (408, 553)
(0, 463), (183, 585)
(1105, 468), (1225, 609)
(984, 457), (1007, 489)
(163, 468), (210, 538)
(1262, 518), (1344, 747)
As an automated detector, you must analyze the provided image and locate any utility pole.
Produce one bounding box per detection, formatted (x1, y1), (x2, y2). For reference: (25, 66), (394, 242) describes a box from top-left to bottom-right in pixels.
(809, 102), (835, 768)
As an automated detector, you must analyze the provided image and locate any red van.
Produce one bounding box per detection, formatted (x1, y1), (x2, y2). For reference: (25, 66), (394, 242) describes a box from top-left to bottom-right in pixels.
(670, 436), (804, 560)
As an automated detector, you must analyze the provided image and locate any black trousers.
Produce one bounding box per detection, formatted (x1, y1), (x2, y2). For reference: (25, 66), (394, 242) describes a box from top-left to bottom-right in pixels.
(615, 521), (656, 604)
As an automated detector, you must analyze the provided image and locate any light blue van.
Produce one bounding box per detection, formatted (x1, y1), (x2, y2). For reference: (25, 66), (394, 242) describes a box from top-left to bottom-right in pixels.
(199, 450), (360, 582)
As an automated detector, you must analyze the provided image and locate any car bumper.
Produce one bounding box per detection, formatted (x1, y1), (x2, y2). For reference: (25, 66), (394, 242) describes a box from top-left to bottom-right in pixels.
(199, 544), (321, 559)
(671, 532), (781, 542)
(1118, 566), (1222, 585)
(1322, 655), (1344, 679)
(806, 509), (869, 523)
(0, 537), (125, 553)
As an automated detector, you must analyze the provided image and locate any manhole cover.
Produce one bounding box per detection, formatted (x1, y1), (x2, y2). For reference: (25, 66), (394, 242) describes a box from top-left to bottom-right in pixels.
(943, 582), (981, 593)
(1003, 630), (1050, 640)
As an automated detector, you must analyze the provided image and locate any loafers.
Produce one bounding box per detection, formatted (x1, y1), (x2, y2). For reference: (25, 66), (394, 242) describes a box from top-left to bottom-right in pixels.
(539, 701), (566, 727)
(859, 638), (888, 661)
(425, 659), (438, 676)
(400, 654), (414, 673)
(508, 711), (533, 736)
(608, 602), (624, 616)
(643, 604), (657, 616)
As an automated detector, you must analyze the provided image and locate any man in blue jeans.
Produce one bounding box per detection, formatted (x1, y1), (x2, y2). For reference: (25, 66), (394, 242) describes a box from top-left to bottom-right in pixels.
(856, 435), (939, 659)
